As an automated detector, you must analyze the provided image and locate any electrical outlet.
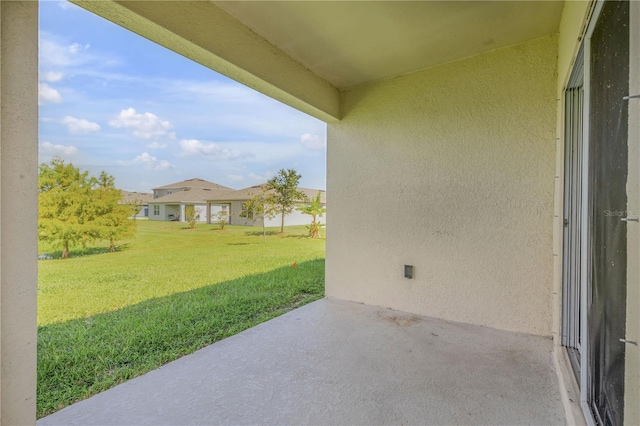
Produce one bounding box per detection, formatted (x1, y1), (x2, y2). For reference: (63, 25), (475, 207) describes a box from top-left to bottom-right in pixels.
(404, 265), (413, 279)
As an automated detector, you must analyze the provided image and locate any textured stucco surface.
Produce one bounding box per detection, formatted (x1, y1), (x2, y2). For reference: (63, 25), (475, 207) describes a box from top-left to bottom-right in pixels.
(0, 1), (39, 423)
(38, 299), (564, 426)
(327, 36), (558, 336)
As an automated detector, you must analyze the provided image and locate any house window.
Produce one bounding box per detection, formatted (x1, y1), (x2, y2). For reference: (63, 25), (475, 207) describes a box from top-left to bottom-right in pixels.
(153, 205), (160, 215)
(166, 190), (172, 195)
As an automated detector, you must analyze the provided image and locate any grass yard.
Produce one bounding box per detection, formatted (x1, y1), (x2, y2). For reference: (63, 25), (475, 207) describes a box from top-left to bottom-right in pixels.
(37, 220), (325, 418)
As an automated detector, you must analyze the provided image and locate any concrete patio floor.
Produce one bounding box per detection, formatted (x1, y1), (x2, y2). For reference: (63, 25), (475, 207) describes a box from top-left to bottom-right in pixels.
(39, 298), (565, 425)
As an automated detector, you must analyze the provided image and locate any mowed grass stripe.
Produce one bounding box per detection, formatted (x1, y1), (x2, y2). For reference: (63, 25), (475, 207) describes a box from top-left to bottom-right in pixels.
(38, 221), (325, 325)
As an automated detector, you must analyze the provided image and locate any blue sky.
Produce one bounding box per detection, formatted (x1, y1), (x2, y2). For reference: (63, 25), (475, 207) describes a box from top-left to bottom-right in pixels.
(38, 1), (327, 192)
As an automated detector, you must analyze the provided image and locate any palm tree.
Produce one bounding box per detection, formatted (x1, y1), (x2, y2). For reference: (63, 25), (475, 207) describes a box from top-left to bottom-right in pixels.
(297, 192), (326, 238)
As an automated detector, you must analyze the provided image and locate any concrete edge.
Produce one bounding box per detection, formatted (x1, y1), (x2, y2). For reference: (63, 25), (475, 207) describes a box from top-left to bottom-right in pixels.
(554, 346), (586, 426)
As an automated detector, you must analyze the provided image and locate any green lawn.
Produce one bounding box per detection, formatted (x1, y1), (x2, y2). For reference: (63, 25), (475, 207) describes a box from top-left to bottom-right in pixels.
(37, 221), (325, 418)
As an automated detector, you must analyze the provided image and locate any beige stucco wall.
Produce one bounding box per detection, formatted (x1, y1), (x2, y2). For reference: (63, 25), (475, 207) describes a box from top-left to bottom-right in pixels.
(228, 201), (245, 226)
(326, 35), (558, 336)
(0, 2), (38, 424)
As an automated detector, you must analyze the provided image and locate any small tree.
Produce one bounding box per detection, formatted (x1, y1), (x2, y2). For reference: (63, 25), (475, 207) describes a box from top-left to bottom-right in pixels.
(266, 168), (307, 233)
(297, 191), (326, 238)
(213, 209), (229, 230)
(38, 159), (134, 257)
(185, 205), (199, 229)
(91, 171), (136, 252)
(240, 187), (277, 242)
(39, 158), (97, 258)
(127, 196), (143, 220)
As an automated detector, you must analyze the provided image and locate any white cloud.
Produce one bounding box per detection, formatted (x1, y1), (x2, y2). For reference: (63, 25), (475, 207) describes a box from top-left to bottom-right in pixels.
(109, 108), (173, 139)
(179, 138), (247, 160)
(40, 141), (78, 157)
(128, 152), (172, 170)
(39, 33), (90, 69)
(227, 174), (244, 181)
(68, 42), (90, 55)
(249, 171), (274, 182)
(62, 116), (101, 134)
(146, 141), (168, 149)
(38, 83), (63, 105)
(43, 71), (64, 82)
(300, 133), (326, 150)
(39, 32), (120, 79)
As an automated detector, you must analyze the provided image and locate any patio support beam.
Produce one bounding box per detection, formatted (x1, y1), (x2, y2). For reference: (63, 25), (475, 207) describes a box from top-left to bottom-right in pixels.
(71, 0), (341, 122)
(0, 1), (38, 424)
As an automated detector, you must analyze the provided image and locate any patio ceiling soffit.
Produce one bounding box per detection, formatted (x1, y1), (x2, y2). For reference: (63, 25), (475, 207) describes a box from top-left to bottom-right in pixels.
(71, 0), (341, 122)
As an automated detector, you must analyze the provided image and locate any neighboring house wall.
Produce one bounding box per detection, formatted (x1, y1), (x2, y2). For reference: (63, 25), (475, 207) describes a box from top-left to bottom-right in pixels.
(119, 191), (152, 218)
(228, 201), (245, 225)
(130, 205), (148, 218)
(149, 204), (177, 221)
(326, 35), (558, 336)
(209, 204), (229, 223)
(189, 204), (207, 222)
(263, 208), (326, 228)
(227, 200), (326, 228)
(153, 188), (178, 198)
(149, 203), (208, 222)
(149, 203), (163, 221)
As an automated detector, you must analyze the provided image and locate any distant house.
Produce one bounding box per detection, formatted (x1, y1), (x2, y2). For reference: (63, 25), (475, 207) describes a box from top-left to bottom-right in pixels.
(119, 190), (154, 218)
(149, 178), (235, 222)
(205, 184), (326, 227)
(148, 178), (326, 226)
